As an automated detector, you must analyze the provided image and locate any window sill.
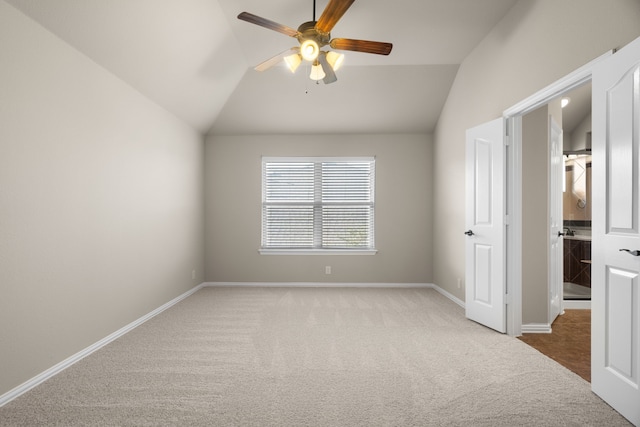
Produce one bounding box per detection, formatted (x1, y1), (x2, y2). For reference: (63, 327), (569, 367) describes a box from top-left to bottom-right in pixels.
(259, 249), (378, 256)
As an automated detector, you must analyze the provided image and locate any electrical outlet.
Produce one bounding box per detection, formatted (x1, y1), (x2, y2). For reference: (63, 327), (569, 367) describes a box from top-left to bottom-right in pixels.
(192, 269), (196, 280)
(325, 266), (332, 275)
(457, 278), (462, 289)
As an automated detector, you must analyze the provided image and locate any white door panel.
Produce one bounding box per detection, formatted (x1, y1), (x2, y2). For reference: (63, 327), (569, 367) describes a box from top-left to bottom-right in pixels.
(465, 118), (506, 333)
(592, 35), (640, 425)
(605, 267), (637, 381)
(549, 116), (563, 323)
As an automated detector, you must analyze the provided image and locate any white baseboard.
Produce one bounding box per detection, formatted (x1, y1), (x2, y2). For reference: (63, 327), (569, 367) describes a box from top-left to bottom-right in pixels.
(563, 300), (591, 309)
(521, 323), (552, 334)
(204, 282), (433, 288)
(0, 283), (206, 408)
(204, 282), (466, 308)
(427, 283), (465, 308)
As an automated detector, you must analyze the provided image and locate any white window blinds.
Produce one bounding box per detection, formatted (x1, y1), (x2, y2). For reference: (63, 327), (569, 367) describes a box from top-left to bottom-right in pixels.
(262, 157), (375, 252)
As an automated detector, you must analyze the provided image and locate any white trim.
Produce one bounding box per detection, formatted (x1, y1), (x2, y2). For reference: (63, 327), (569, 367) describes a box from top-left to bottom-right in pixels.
(0, 283), (206, 408)
(563, 300), (591, 309)
(428, 283), (465, 308)
(262, 156), (375, 163)
(259, 249), (377, 255)
(204, 282), (466, 309)
(205, 282), (432, 288)
(502, 50), (613, 338)
(504, 51), (613, 117)
(521, 323), (553, 334)
(506, 116), (523, 337)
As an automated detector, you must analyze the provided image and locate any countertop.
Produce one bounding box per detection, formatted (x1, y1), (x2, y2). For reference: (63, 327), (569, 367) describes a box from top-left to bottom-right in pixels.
(564, 234), (591, 241)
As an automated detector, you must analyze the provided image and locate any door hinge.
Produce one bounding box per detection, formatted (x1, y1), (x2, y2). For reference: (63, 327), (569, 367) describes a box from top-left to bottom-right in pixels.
(505, 293), (511, 305)
(504, 214), (510, 225)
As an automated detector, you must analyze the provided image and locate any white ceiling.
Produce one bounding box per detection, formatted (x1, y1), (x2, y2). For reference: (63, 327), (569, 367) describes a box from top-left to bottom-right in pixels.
(5, 0), (518, 135)
(561, 83), (591, 135)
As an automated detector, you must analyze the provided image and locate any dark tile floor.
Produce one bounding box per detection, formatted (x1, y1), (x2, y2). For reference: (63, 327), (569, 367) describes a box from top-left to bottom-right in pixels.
(518, 309), (591, 382)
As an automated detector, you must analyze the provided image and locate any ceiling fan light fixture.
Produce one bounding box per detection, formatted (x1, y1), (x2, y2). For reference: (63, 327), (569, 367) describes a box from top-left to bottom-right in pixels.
(326, 51), (344, 71)
(300, 39), (320, 61)
(310, 61), (326, 80)
(284, 53), (302, 73)
(238, 0), (393, 83)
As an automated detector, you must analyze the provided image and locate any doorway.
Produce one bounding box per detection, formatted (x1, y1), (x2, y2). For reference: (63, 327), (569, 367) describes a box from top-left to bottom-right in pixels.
(517, 86), (593, 330)
(518, 83), (593, 365)
(560, 86), (593, 310)
(502, 38), (640, 423)
(503, 51), (612, 337)
(508, 57), (597, 381)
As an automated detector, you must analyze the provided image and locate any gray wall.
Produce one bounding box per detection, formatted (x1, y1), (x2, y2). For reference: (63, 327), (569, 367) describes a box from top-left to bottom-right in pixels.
(568, 113), (592, 152)
(433, 0), (640, 301)
(204, 134), (433, 284)
(0, 3), (205, 396)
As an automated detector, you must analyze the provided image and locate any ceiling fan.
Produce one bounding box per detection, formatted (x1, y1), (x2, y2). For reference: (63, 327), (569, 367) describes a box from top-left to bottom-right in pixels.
(238, 0), (393, 84)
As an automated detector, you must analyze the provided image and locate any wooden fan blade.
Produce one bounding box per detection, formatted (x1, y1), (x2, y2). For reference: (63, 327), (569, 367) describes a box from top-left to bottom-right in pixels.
(254, 47), (300, 72)
(317, 53), (337, 84)
(315, 0), (355, 34)
(330, 38), (393, 55)
(238, 12), (299, 37)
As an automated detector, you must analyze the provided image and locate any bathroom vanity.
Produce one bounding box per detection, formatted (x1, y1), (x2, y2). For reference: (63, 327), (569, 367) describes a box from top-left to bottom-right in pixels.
(563, 234), (591, 299)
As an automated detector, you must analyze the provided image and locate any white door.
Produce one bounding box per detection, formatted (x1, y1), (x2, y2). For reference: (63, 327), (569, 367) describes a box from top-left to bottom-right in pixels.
(592, 35), (640, 425)
(549, 116), (563, 324)
(465, 118), (506, 333)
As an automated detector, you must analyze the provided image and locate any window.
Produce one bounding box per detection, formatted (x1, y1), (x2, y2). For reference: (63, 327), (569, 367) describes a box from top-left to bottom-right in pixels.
(261, 157), (376, 254)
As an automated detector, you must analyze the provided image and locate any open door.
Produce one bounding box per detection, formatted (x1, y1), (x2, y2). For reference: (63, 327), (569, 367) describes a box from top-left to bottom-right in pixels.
(592, 35), (640, 425)
(549, 116), (564, 324)
(465, 118), (506, 333)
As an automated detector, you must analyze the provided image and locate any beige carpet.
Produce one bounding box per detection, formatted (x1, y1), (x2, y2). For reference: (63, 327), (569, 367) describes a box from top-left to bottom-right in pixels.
(0, 287), (630, 426)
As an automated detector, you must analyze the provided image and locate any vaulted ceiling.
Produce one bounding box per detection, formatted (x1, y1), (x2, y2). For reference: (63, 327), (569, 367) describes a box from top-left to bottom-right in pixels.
(5, 0), (518, 135)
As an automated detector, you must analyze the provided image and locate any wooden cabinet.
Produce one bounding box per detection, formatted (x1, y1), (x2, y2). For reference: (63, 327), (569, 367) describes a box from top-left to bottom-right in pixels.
(563, 239), (591, 287)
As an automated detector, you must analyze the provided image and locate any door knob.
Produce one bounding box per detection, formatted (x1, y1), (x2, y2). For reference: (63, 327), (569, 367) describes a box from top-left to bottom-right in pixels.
(464, 230), (474, 236)
(620, 249), (640, 256)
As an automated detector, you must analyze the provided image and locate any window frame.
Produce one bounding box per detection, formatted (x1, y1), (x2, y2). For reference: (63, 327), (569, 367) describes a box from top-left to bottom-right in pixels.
(260, 156), (377, 256)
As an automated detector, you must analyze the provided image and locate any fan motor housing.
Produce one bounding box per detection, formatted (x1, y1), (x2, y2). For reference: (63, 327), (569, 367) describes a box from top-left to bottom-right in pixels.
(297, 21), (330, 46)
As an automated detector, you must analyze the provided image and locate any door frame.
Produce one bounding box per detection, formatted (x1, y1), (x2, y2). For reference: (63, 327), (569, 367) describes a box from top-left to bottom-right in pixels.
(502, 50), (613, 336)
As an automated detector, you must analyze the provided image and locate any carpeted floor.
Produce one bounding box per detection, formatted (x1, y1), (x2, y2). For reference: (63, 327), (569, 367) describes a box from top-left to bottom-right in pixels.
(0, 287), (631, 426)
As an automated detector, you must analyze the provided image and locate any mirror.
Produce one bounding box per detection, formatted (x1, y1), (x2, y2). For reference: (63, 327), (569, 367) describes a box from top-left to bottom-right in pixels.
(561, 83), (592, 227)
(563, 154), (591, 224)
